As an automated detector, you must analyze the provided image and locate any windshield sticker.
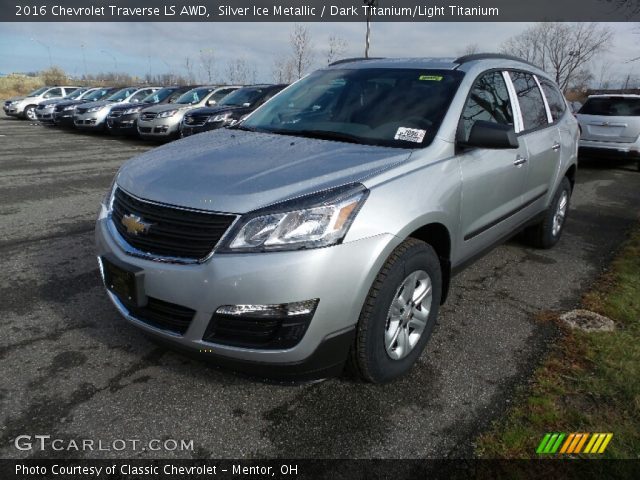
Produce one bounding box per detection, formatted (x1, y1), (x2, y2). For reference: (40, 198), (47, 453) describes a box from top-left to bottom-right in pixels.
(395, 127), (426, 143)
(419, 75), (443, 81)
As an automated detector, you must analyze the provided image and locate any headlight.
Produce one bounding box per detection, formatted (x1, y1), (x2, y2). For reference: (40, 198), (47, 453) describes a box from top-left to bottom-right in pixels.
(63, 105), (76, 111)
(158, 109), (178, 118)
(219, 183), (368, 253)
(87, 105), (104, 113)
(208, 112), (232, 123)
(123, 106), (142, 115)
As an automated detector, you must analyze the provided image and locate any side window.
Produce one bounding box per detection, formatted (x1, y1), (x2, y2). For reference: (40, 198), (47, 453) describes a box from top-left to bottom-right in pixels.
(167, 91), (183, 103)
(460, 71), (513, 142)
(64, 87), (78, 95)
(44, 88), (62, 98)
(539, 79), (566, 122)
(510, 72), (548, 131)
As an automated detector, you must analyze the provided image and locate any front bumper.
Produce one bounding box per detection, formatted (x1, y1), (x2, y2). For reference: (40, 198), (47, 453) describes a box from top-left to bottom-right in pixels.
(107, 112), (139, 135)
(95, 206), (395, 378)
(579, 139), (640, 160)
(4, 104), (22, 116)
(181, 122), (224, 137)
(36, 107), (56, 123)
(137, 115), (183, 139)
(54, 110), (76, 127)
(74, 109), (110, 129)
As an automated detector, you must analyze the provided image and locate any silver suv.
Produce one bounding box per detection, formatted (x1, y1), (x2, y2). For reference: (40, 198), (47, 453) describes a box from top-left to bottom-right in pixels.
(96, 55), (579, 382)
(74, 87), (160, 131)
(576, 94), (640, 171)
(136, 86), (240, 140)
(4, 85), (80, 120)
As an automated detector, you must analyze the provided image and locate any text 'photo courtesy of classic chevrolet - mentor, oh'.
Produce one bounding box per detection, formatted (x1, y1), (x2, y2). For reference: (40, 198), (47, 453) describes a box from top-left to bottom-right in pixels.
(95, 54), (579, 383)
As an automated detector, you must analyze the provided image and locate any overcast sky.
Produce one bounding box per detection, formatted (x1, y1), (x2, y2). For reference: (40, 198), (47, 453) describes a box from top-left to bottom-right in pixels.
(0, 22), (637, 85)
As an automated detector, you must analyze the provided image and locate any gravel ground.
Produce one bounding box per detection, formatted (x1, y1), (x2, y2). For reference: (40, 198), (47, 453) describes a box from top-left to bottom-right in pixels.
(1, 116), (639, 460)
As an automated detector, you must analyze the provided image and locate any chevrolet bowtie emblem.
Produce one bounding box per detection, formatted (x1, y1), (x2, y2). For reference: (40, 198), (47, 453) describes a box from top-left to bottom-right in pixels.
(121, 213), (153, 235)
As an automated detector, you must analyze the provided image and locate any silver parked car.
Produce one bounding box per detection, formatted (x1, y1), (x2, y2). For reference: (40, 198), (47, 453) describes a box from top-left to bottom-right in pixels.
(136, 86), (240, 140)
(74, 86), (160, 131)
(35, 87), (96, 124)
(4, 85), (80, 120)
(96, 55), (579, 382)
(576, 94), (640, 171)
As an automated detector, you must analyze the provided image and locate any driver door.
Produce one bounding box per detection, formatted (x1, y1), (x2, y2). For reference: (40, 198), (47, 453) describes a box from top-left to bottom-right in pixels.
(456, 71), (529, 261)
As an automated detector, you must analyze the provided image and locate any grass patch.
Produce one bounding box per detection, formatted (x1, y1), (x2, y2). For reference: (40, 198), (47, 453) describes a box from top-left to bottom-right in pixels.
(476, 226), (640, 458)
(0, 75), (44, 100)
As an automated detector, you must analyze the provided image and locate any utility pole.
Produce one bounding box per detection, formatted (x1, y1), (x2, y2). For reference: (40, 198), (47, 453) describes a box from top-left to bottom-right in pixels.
(363, 0), (378, 58)
(31, 37), (52, 68)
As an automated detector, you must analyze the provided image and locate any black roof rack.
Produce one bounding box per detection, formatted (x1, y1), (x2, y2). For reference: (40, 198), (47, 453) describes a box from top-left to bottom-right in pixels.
(453, 53), (541, 69)
(328, 57), (385, 67)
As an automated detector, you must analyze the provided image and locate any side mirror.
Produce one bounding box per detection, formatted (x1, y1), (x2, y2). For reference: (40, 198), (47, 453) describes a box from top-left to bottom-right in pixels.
(461, 121), (519, 149)
(206, 100), (215, 106)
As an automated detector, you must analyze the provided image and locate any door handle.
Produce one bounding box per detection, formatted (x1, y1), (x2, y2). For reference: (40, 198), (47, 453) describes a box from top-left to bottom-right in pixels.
(513, 155), (527, 167)
(551, 142), (561, 151)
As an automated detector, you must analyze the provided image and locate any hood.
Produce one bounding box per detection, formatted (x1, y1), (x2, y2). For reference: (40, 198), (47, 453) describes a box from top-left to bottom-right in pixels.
(142, 103), (194, 114)
(39, 98), (65, 106)
(6, 95), (25, 103)
(117, 129), (411, 214)
(111, 101), (155, 112)
(186, 105), (245, 117)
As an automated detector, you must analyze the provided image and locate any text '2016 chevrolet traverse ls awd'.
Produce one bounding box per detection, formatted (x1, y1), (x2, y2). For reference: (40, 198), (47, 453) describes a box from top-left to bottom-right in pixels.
(96, 55), (579, 383)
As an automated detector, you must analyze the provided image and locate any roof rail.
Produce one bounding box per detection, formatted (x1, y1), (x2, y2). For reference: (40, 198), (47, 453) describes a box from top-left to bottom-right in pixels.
(328, 57), (385, 67)
(453, 53), (541, 69)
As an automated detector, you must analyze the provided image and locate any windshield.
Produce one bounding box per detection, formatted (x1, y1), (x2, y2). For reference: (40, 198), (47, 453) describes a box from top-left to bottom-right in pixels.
(175, 88), (213, 105)
(83, 89), (112, 101)
(27, 86), (49, 97)
(141, 87), (176, 104)
(106, 88), (135, 102)
(219, 88), (267, 107)
(242, 68), (464, 148)
(67, 88), (87, 100)
(579, 97), (640, 116)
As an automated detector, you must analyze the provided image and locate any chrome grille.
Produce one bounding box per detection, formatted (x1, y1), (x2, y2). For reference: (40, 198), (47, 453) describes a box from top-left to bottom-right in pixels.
(110, 188), (236, 261)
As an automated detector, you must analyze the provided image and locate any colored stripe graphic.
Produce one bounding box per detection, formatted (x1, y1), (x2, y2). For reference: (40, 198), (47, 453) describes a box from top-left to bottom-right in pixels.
(539, 433), (613, 454)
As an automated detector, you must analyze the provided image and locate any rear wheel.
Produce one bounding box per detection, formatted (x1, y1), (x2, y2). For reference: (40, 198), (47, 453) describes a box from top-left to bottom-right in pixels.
(348, 238), (442, 383)
(523, 177), (572, 249)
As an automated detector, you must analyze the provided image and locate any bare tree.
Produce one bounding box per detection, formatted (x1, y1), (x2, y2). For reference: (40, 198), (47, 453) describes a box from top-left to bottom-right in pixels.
(501, 22), (613, 92)
(289, 23), (314, 79)
(40, 66), (68, 85)
(272, 56), (295, 84)
(459, 43), (480, 56)
(327, 34), (348, 65)
(199, 48), (216, 83)
(226, 58), (256, 85)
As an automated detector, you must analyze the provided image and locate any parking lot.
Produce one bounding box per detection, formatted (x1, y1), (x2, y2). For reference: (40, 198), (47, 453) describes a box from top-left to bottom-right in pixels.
(1, 116), (639, 459)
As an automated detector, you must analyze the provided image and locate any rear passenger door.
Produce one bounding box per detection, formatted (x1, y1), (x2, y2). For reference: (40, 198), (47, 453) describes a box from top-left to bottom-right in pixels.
(509, 72), (561, 208)
(457, 71), (530, 260)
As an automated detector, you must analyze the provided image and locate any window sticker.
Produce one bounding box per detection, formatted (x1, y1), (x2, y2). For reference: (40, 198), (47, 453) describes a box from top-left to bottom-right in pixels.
(419, 75), (443, 81)
(394, 127), (426, 143)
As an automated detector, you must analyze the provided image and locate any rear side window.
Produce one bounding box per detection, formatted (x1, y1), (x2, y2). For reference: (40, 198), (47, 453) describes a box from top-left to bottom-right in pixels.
(45, 88), (63, 98)
(460, 71), (513, 142)
(539, 79), (566, 122)
(510, 72), (548, 131)
(578, 97), (640, 116)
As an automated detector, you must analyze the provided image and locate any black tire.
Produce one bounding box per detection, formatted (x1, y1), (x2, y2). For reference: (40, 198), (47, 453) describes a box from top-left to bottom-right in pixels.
(523, 177), (572, 249)
(636, 160), (640, 172)
(22, 105), (37, 121)
(347, 238), (442, 383)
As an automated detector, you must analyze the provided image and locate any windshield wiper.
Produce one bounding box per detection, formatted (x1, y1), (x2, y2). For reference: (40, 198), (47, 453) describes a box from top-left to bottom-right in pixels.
(271, 129), (364, 145)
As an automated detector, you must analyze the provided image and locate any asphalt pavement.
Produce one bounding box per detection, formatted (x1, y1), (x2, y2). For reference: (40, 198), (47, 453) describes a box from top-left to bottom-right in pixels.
(1, 116), (639, 459)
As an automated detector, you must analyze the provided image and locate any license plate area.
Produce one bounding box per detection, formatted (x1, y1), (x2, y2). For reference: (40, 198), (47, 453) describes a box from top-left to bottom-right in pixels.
(101, 255), (147, 307)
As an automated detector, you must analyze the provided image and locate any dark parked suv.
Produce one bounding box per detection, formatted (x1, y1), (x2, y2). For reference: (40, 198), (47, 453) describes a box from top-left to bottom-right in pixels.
(181, 84), (287, 137)
(107, 86), (196, 136)
(54, 87), (119, 128)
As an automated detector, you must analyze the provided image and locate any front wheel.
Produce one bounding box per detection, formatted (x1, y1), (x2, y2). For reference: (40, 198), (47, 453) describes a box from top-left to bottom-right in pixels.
(523, 177), (572, 249)
(348, 238), (442, 383)
(23, 105), (37, 121)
